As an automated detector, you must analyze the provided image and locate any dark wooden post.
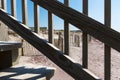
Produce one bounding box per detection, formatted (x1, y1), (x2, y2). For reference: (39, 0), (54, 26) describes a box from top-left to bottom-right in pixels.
(34, 2), (40, 33)
(11, 0), (16, 17)
(48, 12), (54, 44)
(82, 0), (88, 68)
(104, 0), (111, 80)
(64, 0), (69, 55)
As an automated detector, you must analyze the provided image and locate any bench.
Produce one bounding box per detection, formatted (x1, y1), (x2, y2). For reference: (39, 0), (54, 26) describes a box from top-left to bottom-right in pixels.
(0, 41), (22, 70)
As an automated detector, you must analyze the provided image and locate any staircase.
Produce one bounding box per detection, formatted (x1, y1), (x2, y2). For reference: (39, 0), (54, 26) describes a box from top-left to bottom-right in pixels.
(0, 0), (120, 80)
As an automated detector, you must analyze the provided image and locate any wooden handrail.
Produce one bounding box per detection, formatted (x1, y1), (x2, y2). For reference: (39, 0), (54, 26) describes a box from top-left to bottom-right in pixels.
(0, 9), (100, 80)
(32, 0), (120, 53)
(1, 0), (120, 80)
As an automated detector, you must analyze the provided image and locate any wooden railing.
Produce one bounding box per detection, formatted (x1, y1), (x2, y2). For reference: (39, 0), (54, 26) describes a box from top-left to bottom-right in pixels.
(0, 0), (120, 80)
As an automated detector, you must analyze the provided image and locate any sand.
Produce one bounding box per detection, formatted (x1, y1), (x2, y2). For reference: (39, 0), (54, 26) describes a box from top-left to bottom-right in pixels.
(8, 33), (120, 80)
(22, 39), (120, 80)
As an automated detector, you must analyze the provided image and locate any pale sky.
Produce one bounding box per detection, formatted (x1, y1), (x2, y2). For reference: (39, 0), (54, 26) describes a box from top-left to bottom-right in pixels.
(6, 0), (120, 32)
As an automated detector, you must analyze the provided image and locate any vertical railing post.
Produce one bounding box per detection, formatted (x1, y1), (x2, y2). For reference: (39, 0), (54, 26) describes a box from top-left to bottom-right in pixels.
(104, 0), (111, 80)
(11, 0), (16, 17)
(34, 2), (40, 33)
(0, 0), (1, 8)
(48, 12), (54, 44)
(64, 0), (69, 55)
(22, 0), (28, 26)
(1, 0), (7, 10)
(21, 0), (28, 56)
(82, 0), (88, 68)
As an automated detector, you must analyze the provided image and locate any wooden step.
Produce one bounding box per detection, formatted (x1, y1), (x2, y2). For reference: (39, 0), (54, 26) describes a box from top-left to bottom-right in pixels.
(0, 41), (22, 70)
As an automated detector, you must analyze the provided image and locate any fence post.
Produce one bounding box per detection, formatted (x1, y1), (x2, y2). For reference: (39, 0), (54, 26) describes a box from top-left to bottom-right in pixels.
(22, 0), (28, 26)
(48, 11), (54, 44)
(104, 0), (111, 80)
(11, 0), (16, 17)
(64, 0), (69, 55)
(58, 32), (64, 51)
(21, 0), (28, 56)
(82, 0), (88, 68)
(34, 2), (40, 33)
(1, 0), (6, 10)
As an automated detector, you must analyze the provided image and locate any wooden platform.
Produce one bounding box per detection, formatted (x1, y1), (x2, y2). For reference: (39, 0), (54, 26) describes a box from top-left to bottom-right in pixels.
(0, 41), (22, 51)
(0, 41), (22, 70)
(0, 56), (55, 80)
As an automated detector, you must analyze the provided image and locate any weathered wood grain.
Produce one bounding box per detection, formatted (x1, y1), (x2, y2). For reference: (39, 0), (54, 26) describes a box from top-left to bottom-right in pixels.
(0, 9), (100, 80)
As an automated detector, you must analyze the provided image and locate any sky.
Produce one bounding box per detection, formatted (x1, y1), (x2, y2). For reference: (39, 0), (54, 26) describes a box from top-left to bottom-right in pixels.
(6, 0), (120, 32)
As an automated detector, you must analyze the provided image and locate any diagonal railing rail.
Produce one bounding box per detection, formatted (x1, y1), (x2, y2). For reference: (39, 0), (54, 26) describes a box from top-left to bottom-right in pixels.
(32, 0), (120, 80)
(0, 0), (120, 80)
(32, 0), (120, 53)
(0, 9), (100, 80)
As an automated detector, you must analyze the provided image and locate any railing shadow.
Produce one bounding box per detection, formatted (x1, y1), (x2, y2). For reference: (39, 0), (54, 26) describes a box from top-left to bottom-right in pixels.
(0, 66), (55, 80)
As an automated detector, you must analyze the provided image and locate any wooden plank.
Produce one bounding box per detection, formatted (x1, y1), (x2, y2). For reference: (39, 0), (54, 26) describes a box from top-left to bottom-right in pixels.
(0, 42), (22, 51)
(22, 0), (28, 26)
(64, 0), (69, 55)
(11, 0), (16, 17)
(82, 0), (88, 68)
(32, 0), (120, 52)
(0, 42), (22, 66)
(0, 9), (101, 80)
(34, 3), (40, 33)
(48, 11), (54, 44)
(104, 0), (111, 80)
